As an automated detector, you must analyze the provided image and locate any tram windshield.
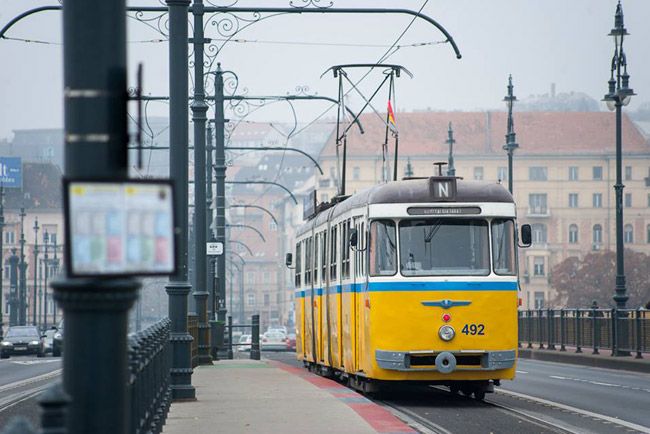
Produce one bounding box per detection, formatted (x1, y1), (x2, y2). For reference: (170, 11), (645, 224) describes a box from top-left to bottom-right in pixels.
(491, 219), (516, 275)
(399, 219), (490, 276)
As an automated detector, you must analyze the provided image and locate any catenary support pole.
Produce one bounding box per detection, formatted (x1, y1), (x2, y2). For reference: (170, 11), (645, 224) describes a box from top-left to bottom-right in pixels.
(214, 65), (227, 327)
(191, 0), (212, 365)
(51, 0), (140, 433)
(165, 0), (197, 400)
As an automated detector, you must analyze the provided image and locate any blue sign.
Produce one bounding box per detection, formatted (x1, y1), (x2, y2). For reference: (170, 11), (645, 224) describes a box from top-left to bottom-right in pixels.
(0, 157), (22, 188)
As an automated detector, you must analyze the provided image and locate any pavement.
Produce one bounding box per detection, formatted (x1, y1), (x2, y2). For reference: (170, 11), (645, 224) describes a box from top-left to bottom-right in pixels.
(162, 358), (416, 434)
(519, 344), (650, 374)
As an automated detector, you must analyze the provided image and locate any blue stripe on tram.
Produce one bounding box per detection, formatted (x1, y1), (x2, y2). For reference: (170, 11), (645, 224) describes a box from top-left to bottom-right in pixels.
(294, 281), (517, 297)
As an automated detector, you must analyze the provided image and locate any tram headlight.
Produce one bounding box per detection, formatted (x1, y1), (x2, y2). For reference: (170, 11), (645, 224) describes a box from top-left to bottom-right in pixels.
(438, 325), (455, 342)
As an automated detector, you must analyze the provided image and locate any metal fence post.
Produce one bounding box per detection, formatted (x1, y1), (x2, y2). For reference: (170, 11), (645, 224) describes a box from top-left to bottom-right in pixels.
(227, 316), (234, 360)
(527, 310), (533, 348)
(517, 311), (522, 349)
(635, 308), (643, 359)
(547, 308), (555, 350)
(575, 309), (582, 353)
(250, 314), (260, 360)
(559, 309), (566, 351)
(611, 308), (617, 356)
(592, 307), (600, 355)
(38, 382), (69, 434)
(538, 309), (545, 349)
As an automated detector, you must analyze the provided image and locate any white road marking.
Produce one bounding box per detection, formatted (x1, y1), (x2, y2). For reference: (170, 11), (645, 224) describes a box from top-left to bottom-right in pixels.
(11, 359), (60, 366)
(497, 388), (650, 433)
(547, 374), (650, 394)
(516, 370), (528, 374)
(0, 369), (62, 394)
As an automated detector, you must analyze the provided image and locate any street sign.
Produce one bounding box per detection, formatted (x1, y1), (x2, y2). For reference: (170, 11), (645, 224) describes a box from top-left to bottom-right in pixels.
(64, 179), (176, 277)
(0, 157), (22, 188)
(206, 242), (223, 256)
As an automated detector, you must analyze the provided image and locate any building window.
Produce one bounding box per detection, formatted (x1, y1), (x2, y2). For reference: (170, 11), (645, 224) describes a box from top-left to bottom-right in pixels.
(318, 178), (330, 188)
(625, 166), (632, 181)
(568, 193), (579, 208)
(245, 272), (255, 284)
(531, 224), (547, 244)
(593, 224), (603, 244)
(647, 225), (650, 243)
(529, 194), (548, 215)
(321, 193), (328, 202)
(648, 193), (650, 207)
(593, 193), (603, 208)
(529, 166), (548, 181)
(329, 167), (337, 181)
(593, 166), (603, 180)
(534, 291), (545, 309)
(263, 272), (271, 283)
(247, 293), (255, 307)
(625, 193), (632, 208)
(569, 224), (579, 244)
(352, 167), (360, 180)
(497, 167), (508, 182)
(473, 167), (484, 181)
(264, 293), (270, 306)
(624, 224), (633, 243)
(569, 166), (579, 181)
(533, 257), (545, 276)
(3, 231), (15, 244)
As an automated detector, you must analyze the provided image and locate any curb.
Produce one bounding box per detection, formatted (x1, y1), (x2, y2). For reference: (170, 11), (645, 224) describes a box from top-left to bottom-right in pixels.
(518, 348), (650, 374)
(269, 361), (417, 434)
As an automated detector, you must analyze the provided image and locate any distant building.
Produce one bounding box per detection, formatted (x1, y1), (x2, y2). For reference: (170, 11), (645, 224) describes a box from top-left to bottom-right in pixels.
(1, 129), (64, 169)
(313, 111), (650, 309)
(1, 162), (64, 328)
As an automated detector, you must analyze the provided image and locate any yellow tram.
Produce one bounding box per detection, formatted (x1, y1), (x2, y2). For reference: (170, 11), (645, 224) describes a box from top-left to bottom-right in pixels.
(289, 175), (531, 399)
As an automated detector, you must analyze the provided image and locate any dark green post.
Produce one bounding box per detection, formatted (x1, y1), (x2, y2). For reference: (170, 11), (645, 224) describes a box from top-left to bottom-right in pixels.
(18, 207), (27, 326)
(502, 75), (518, 194)
(165, 0), (196, 400)
(32, 218), (39, 326)
(8, 249), (18, 326)
(214, 65), (227, 326)
(191, 0), (212, 365)
(0, 186), (4, 339)
(52, 0), (139, 432)
(446, 122), (455, 176)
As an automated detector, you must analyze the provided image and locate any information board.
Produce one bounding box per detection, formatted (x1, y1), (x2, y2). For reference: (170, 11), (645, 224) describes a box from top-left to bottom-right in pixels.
(0, 157), (22, 188)
(64, 180), (176, 277)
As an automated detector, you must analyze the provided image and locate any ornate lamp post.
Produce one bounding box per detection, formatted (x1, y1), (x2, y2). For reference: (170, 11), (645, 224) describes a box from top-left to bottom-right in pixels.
(8, 249), (18, 326)
(503, 75), (519, 194)
(603, 0), (635, 357)
(18, 207), (27, 326)
(0, 185), (4, 339)
(32, 217), (39, 326)
(446, 122), (456, 176)
(42, 230), (49, 328)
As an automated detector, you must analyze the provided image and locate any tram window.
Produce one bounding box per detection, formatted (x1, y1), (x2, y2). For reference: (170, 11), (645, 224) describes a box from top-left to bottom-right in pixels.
(314, 234), (320, 286)
(295, 242), (301, 287)
(399, 219), (489, 276)
(322, 231), (327, 281)
(491, 219), (516, 275)
(369, 220), (397, 276)
(330, 226), (337, 280)
(305, 238), (312, 285)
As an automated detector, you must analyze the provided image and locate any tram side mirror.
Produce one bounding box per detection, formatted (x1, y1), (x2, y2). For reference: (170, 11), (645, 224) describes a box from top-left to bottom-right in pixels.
(519, 224), (532, 248)
(285, 253), (294, 269)
(349, 228), (358, 248)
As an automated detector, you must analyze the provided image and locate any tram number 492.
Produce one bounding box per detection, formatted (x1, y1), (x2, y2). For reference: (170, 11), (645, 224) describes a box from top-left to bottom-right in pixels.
(461, 324), (485, 335)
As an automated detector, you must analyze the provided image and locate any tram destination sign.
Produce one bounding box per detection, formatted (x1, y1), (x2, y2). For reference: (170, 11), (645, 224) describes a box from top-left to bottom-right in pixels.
(428, 177), (457, 202)
(64, 179), (176, 277)
(407, 206), (481, 216)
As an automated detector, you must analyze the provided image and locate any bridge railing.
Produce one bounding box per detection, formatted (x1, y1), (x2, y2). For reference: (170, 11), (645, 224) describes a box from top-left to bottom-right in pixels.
(224, 314), (261, 360)
(188, 313), (199, 368)
(128, 318), (172, 434)
(519, 308), (648, 357)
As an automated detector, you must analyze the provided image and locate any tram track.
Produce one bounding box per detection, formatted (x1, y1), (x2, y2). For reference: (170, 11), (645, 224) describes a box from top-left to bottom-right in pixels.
(0, 369), (61, 414)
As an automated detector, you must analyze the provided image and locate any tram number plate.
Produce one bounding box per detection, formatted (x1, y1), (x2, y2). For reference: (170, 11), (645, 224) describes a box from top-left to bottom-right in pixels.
(461, 324), (485, 335)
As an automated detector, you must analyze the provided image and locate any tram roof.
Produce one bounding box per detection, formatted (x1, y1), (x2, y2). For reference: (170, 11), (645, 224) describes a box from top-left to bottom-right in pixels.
(299, 177), (513, 234)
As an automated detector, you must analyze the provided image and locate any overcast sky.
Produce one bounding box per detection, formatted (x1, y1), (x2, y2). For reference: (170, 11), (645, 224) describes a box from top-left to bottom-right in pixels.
(1, 0), (649, 139)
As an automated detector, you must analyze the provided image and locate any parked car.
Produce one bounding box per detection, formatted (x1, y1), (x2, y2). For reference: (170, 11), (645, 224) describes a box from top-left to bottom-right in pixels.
(52, 321), (63, 357)
(267, 326), (288, 335)
(286, 333), (296, 352)
(237, 334), (252, 352)
(43, 328), (57, 354)
(1, 326), (45, 358)
(261, 331), (288, 351)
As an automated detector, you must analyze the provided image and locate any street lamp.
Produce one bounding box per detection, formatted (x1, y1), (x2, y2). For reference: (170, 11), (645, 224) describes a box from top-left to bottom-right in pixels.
(503, 74), (519, 194)
(446, 122), (456, 177)
(42, 230), (49, 329)
(32, 217), (39, 326)
(0, 185), (5, 339)
(18, 207), (27, 326)
(603, 0), (635, 357)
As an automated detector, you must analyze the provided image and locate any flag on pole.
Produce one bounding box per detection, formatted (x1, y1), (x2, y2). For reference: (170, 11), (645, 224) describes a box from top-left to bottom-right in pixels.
(387, 100), (397, 133)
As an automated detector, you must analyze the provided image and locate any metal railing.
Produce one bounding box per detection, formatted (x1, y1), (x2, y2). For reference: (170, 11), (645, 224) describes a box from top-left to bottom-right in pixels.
(519, 308), (649, 358)
(128, 318), (172, 434)
(225, 314), (260, 360)
(188, 313), (199, 368)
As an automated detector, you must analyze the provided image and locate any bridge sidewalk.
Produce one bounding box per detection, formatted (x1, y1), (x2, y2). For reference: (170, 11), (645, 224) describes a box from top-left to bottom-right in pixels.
(519, 345), (650, 374)
(162, 358), (416, 434)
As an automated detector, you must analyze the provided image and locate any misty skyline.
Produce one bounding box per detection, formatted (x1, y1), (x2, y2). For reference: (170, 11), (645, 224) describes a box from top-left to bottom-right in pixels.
(1, 0), (649, 139)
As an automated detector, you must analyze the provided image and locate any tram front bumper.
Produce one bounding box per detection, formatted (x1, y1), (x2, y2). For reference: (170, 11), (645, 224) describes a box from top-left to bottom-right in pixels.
(375, 349), (516, 372)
